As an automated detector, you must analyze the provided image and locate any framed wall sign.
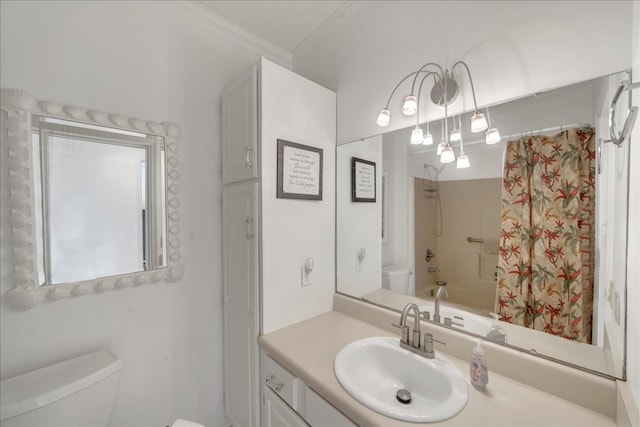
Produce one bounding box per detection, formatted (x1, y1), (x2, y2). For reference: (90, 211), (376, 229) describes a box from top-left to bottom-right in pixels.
(351, 157), (376, 202)
(277, 139), (323, 200)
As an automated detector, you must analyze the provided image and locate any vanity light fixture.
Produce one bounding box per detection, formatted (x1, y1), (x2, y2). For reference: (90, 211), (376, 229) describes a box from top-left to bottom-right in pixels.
(376, 108), (391, 127)
(402, 95), (418, 116)
(375, 60), (499, 165)
(470, 112), (489, 133)
(439, 143), (455, 164)
(486, 127), (501, 145)
(410, 126), (424, 145)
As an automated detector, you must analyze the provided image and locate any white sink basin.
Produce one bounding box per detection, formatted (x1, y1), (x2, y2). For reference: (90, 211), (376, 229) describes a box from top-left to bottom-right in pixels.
(334, 336), (468, 423)
(419, 304), (492, 337)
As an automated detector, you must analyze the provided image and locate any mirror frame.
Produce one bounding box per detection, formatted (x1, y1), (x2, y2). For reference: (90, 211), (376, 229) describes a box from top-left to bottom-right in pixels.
(1, 88), (184, 310)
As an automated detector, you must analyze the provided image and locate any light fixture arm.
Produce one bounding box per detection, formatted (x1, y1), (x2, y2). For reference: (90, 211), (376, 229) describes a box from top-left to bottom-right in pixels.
(382, 72), (417, 109)
(410, 62), (445, 95)
(416, 71), (439, 126)
(452, 61), (480, 112)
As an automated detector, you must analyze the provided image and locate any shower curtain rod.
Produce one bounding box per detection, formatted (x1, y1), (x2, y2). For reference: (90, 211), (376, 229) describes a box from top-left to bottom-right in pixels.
(489, 122), (591, 143)
(412, 123), (590, 156)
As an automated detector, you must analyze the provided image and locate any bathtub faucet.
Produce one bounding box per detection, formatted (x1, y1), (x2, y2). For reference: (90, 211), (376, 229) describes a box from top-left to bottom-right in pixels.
(433, 281), (448, 323)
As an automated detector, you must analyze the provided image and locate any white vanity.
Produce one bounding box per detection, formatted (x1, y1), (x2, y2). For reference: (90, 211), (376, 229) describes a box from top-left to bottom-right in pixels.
(259, 295), (616, 426)
(261, 352), (356, 426)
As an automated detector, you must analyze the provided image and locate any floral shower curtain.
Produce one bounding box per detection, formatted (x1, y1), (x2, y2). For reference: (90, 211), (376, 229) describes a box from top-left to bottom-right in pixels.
(497, 127), (595, 343)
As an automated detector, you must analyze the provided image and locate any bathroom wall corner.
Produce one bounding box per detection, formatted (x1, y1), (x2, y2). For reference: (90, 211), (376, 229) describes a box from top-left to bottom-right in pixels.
(616, 380), (640, 426)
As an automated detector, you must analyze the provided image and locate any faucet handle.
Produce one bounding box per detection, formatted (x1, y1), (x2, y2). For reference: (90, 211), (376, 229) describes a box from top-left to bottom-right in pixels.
(421, 311), (431, 321)
(392, 323), (410, 344)
(423, 333), (446, 359)
(444, 317), (464, 328)
(423, 333), (446, 348)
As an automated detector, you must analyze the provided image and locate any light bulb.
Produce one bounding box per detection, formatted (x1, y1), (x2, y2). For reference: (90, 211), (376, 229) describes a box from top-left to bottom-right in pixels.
(486, 127), (501, 144)
(423, 131), (434, 145)
(440, 143), (455, 163)
(376, 109), (391, 127)
(470, 112), (488, 132)
(450, 127), (461, 142)
(457, 152), (470, 168)
(401, 95), (418, 116)
(410, 127), (424, 145)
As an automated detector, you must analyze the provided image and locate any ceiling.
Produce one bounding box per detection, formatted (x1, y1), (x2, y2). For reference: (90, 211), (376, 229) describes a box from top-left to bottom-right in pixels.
(198, 0), (350, 53)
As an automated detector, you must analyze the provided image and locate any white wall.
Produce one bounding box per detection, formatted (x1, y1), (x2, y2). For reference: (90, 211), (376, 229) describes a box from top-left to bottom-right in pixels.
(336, 136), (382, 297)
(260, 58), (336, 334)
(0, 2), (289, 425)
(381, 130), (411, 270)
(293, 0), (632, 144)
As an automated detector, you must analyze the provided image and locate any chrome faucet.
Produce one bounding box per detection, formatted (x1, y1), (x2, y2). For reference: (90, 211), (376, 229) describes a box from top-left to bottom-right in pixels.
(433, 281), (448, 323)
(393, 303), (446, 359)
(397, 303), (421, 349)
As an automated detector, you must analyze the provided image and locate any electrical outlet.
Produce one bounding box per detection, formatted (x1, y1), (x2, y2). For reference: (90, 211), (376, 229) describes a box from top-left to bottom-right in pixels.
(301, 266), (311, 287)
(356, 248), (366, 272)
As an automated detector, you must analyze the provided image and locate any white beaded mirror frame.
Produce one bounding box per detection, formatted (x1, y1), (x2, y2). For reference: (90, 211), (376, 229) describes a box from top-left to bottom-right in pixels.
(1, 88), (184, 310)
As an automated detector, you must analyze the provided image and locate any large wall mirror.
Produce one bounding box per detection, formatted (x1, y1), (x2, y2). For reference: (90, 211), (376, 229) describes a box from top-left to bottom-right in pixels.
(336, 70), (631, 379)
(1, 89), (184, 310)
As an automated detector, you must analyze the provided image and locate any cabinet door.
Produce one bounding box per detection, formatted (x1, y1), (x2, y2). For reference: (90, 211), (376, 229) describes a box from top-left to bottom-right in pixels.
(221, 64), (258, 184)
(223, 182), (259, 426)
(263, 386), (308, 427)
(304, 387), (357, 427)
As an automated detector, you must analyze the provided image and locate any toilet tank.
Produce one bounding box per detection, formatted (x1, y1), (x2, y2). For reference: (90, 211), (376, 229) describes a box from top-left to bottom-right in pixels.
(381, 265), (411, 294)
(0, 349), (122, 427)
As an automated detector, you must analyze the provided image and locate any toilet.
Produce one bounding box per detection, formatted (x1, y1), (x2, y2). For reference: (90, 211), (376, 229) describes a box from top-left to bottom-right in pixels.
(382, 265), (412, 295)
(0, 349), (122, 426)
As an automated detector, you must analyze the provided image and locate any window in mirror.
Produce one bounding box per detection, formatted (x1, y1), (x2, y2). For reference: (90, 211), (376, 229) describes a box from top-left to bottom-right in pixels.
(1, 88), (184, 310)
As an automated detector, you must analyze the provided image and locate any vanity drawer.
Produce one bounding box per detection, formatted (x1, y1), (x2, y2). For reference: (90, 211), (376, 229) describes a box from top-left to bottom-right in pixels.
(262, 354), (301, 410)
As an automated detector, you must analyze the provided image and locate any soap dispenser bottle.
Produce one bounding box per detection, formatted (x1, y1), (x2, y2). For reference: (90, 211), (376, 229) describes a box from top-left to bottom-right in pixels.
(470, 340), (488, 391)
(486, 312), (508, 343)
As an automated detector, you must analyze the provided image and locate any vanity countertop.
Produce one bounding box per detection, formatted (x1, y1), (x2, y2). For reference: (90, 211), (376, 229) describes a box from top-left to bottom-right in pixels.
(258, 311), (615, 426)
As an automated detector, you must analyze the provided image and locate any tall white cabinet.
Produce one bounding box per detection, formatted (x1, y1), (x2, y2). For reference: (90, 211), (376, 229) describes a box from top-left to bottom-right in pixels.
(222, 57), (337, 426)
(222, 64), (260, 427)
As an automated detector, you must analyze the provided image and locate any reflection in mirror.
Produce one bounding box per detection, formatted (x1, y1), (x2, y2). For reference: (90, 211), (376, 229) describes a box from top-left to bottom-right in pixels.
(1, 89), (184, 310)
(336, 71), (630, 379)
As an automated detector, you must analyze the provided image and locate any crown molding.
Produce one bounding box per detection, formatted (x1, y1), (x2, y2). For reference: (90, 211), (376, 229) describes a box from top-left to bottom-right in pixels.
(173, 1), (293, 69)
(293, 1), (365, 58)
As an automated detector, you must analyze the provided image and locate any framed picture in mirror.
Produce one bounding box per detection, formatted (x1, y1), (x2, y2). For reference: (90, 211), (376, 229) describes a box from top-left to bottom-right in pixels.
(351, 157), (376, 202)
